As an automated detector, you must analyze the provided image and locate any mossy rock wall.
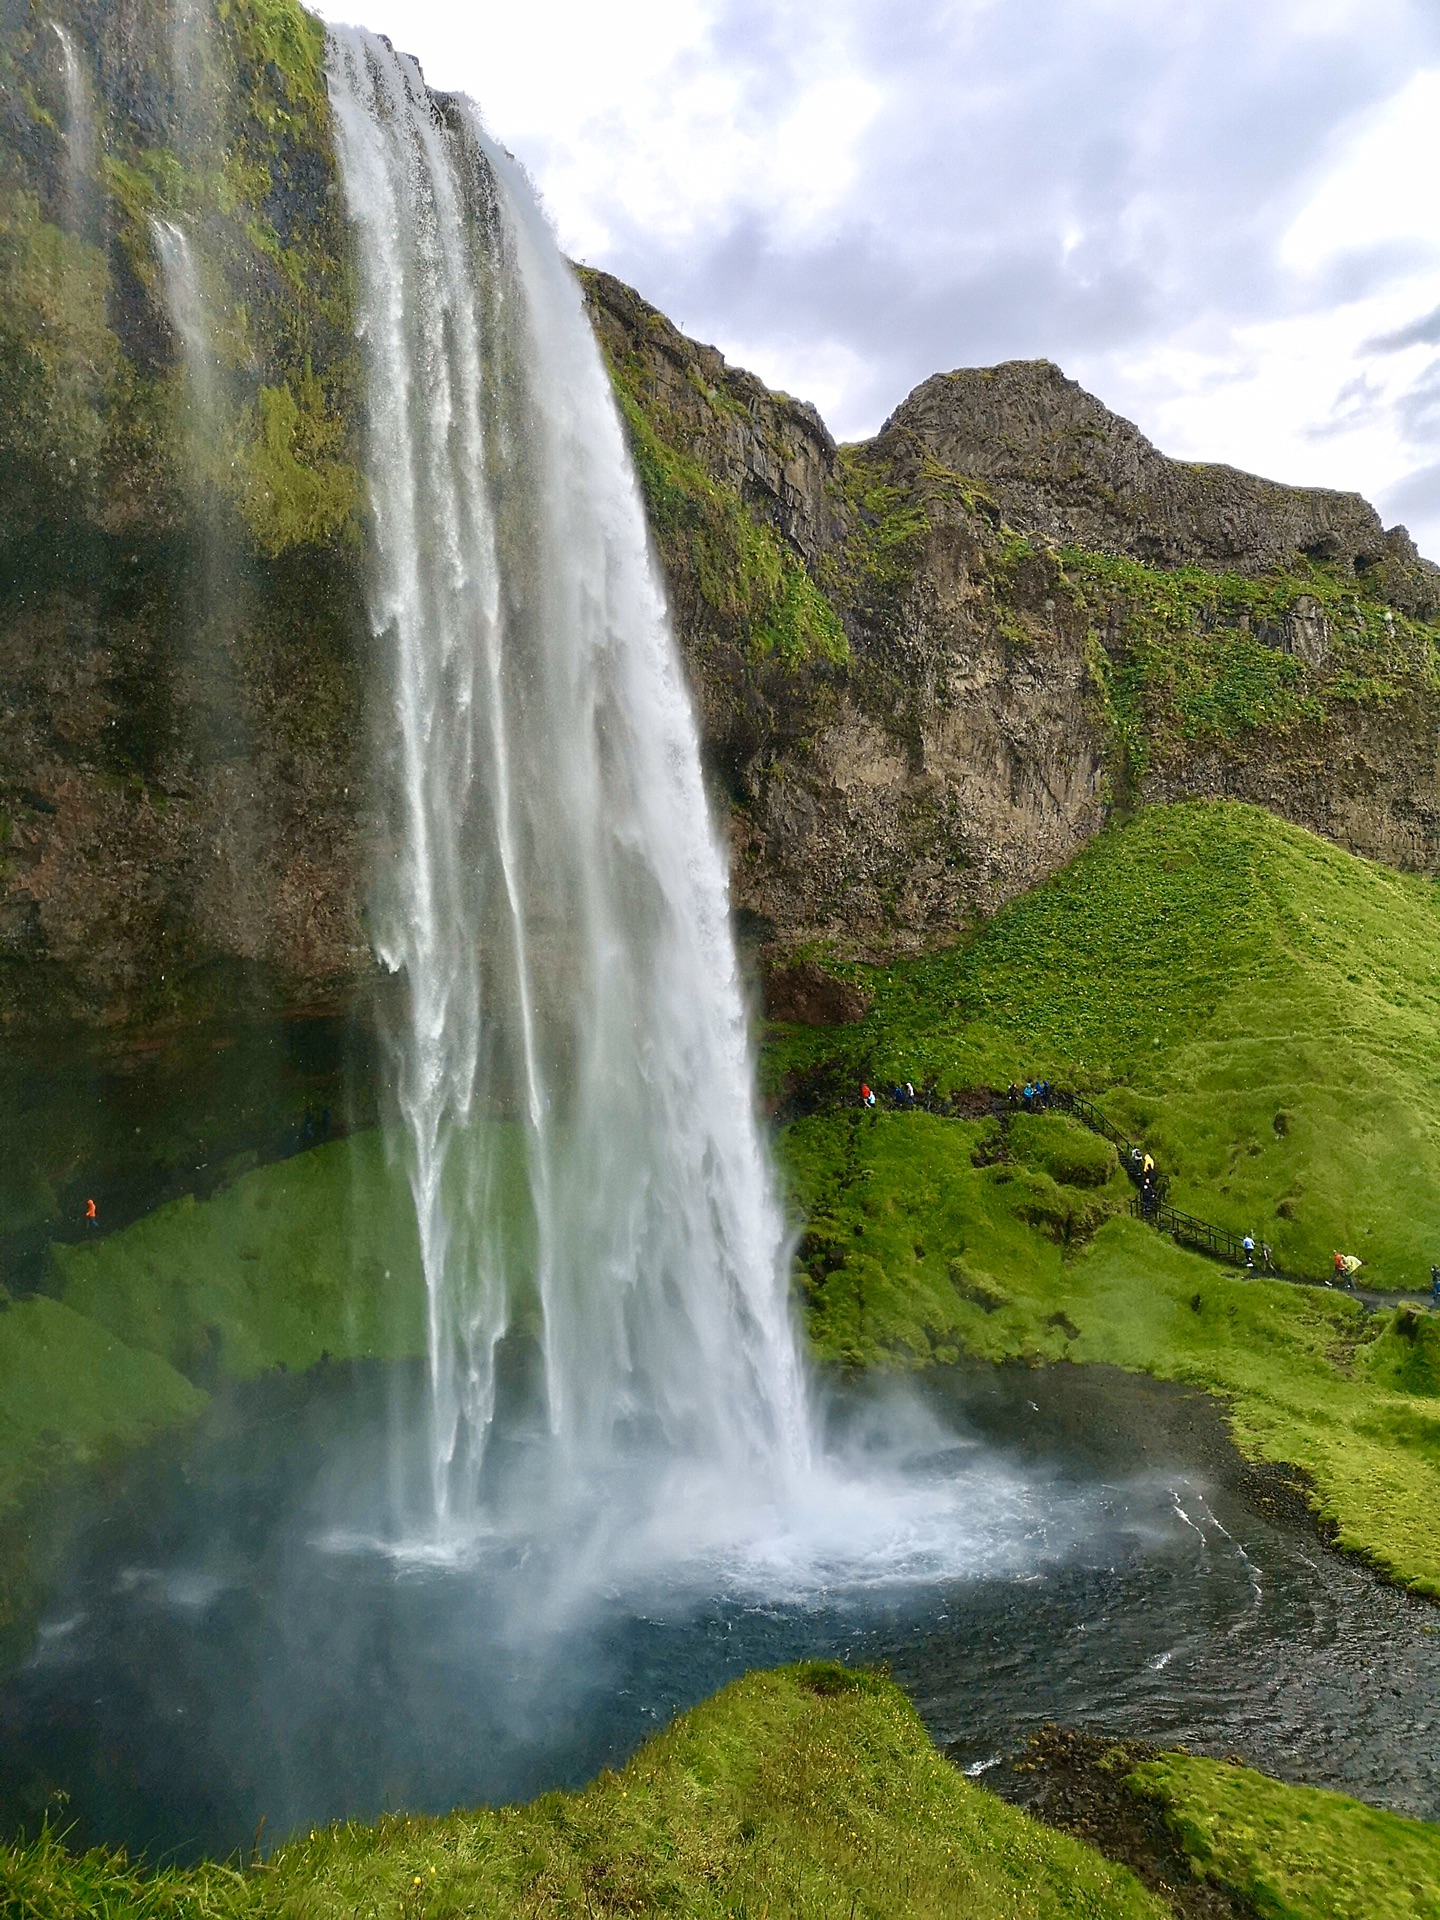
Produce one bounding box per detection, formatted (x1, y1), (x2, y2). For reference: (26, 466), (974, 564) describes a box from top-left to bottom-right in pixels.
(0, 0), (373, 1030)
(3, 0), (1440, 1031)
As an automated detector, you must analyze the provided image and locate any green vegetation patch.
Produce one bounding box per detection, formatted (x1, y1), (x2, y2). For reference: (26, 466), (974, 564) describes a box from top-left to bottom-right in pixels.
(1055, 547), (1440, 773)
(1, 1664), (1168, 1917)
(0, 1295), (203, 1656)
(0, 0), (360, 552)
(1010, 1111), (1118, 1188)
(0, 193), (121, 509)
(47, 1133), (426, 1382)
(771, 801), (1440, 1289)
(585, 297), (848, 670)
(1126, 1750), (1440, 1919)
(0, 1295), (203, 1521)
(771, 799), (1440, 1592)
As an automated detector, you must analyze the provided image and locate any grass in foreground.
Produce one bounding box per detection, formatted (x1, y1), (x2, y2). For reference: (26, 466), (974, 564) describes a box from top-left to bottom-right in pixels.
(1, 1665), (1168, 1919)
(1126, 1750), (1440, 1919)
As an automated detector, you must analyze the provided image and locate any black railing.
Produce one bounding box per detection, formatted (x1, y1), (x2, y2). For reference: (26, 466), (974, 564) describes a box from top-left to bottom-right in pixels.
(1129, 1193), (1254, 1265)
(1046, 1087), (1168, 1202)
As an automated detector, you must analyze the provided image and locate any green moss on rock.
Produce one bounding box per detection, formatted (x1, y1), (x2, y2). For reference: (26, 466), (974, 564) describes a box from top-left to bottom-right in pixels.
(1056, 546), (1440, 772)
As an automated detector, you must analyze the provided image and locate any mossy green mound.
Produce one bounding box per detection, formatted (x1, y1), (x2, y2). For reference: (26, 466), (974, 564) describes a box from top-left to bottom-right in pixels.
(46, 1132), (426, 1382)
(0, 1664), (1168, 1917)
(1127, 1750), (1440, 1919)
(1010, 1111), (1118, 1189)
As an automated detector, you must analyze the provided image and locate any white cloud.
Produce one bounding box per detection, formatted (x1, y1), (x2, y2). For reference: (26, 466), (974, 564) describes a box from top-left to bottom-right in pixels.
(1078, 64), (1440, 557)
(1280, 70), (1440, 280)
(315, 0), (1440, 557)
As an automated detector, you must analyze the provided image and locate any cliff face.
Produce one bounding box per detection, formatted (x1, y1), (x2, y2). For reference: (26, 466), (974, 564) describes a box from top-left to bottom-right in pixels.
(881, 361), (1436, 612)
(3, 0), (1440, 1034)
(585, 271), (1440, 968)
(0, 0), (370, 1028)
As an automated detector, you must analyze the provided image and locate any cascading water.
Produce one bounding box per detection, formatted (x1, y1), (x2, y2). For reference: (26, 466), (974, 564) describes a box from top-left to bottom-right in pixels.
(151, 219), (217, 430)
(49, 23), (93, 231)
(325, 30), (811, 1534)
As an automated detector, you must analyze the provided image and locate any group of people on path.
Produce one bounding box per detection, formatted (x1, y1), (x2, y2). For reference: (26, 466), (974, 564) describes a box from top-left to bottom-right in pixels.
(1127, 1143), (1164, 1210)
(850, 1073), (1439, 1298)
(858, 1080), (917, 1111)
(1008, 1079), (1053, 1111)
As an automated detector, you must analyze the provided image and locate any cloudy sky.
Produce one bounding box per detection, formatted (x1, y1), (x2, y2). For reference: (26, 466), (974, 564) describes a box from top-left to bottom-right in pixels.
(320, 0), (1440, 559)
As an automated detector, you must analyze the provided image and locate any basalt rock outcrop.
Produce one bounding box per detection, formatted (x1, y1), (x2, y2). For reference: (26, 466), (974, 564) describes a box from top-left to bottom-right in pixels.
(586, 270), (1440, 971)
(3, 0), (1440, 1034)
(881, 360), (1436, 614)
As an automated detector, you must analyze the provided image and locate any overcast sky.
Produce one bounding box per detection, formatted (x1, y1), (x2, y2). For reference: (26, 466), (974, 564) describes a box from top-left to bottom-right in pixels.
(319, 0), (1440, 561)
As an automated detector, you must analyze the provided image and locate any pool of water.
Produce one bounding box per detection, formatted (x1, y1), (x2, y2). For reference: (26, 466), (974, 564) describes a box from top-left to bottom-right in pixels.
(2, 1358), (1437, 1861)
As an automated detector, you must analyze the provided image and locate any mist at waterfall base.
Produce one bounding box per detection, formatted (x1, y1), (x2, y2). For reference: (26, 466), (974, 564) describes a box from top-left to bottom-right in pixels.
(12, 1358), (1440, 1860)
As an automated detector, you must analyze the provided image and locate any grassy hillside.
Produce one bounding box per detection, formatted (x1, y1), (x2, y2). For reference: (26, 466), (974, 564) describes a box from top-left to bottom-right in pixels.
(771, 798), (1440, 1285)
(774, 801), (1440, 1592)
(772, 799), (1440, 1287)
(1126, 1750), (1440, 1920)
(0, 1665), (1169, 1918)
(0, 1295), (204, 1660)
(46, 1132), (427, 1382)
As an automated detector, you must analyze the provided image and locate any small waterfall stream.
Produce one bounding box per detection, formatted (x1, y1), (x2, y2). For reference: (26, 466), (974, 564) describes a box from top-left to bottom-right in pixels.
(151, 219), (217, 430)
(49, 23), (94, 231)
(325, 30), (810, 1532)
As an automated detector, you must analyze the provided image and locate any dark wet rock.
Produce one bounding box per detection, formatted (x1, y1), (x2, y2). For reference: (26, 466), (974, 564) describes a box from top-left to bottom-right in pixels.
(984, 1726), (1262, 1920)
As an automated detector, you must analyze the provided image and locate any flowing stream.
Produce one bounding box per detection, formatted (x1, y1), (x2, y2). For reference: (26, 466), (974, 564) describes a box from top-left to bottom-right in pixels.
(325, 29), (809, 1533)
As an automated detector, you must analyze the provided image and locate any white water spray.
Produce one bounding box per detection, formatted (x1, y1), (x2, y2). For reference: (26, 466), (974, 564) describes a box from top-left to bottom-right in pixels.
(49, 24), (93, 229)
(151, 218), (218, 429)
(325, 30), (810, 1531)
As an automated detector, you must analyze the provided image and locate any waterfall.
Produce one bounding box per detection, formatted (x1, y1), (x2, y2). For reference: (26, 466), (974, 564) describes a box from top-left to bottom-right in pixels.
(151, 219), (218, 437)
(324, 30), (811, 1532)
(50, 23), (94, 231)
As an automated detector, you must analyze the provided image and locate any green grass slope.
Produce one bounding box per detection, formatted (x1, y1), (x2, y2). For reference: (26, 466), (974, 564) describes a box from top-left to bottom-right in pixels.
(0, 1295), (204, 1657)
(773, 799), (1440, 1288)
(46, 1133), (427, 1382)
(1127, 1750), (1440, 1919)
(1, 1665), (1167, 1918)
(775, 801), (1440, 1593)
